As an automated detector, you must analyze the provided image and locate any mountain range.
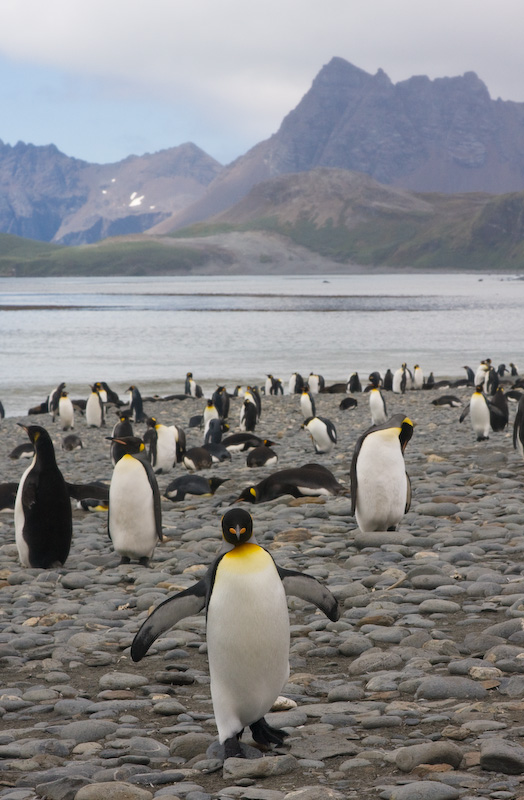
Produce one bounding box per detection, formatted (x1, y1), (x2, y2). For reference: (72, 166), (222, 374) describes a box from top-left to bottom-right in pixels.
(1, 57), (524, 271)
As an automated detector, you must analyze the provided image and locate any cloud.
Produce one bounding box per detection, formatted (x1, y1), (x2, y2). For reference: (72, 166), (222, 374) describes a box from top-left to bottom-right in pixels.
(1, 0), (523, 163)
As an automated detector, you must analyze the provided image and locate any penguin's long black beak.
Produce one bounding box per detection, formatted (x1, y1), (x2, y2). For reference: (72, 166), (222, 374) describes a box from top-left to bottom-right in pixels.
(17, 423), (28, 432)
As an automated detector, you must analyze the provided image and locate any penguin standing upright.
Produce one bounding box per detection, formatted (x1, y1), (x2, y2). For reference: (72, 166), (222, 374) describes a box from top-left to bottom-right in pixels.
(488, 386), (509, 432)
(350, 414), (413, 532)
(308, 373), (325, 394)
(240, 397), (257, 432)
(300, 386), (316, 419)
(302, 416), (337, 454)
(383, 369), (393, 391)
(203, 399), (220, 434)
(131, 508), (339, 760)
(127, 386), (146, 423)
(145, 416), (177, 474)
(413, 365), (424, 390)
(463, 366), (475, 385)
(49, 382), (65, 421)
(58, 390), (75, 430)
(107, 435), (162, 565)
(392, 364), (408, 394)
(86, 385), (105, 427)
(460, 385), (491, 441)
(185, 372), (203, 398)
(111, 411), (134, 465)
(368, 374), (387, 426)
(289, 373), (304, 394)
(474, 360), (490, 390)
(14, 424), (72, 568)
(212, 386), (229, 419)
(347, 373), (362, 393)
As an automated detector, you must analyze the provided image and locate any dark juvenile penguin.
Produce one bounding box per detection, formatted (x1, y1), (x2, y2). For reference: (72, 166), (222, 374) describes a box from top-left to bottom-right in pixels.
(235, 463), (346, 504)
(302, 416), (337, 454)
(127, 385), (146, 423)
(131, 508), (339, 760)
(513, 395), (524, 460)
(383, 369), (393, 391)
(246, 445), (278, 468)
(14, 424), (72, 568)
(212, 386), (229, 419)
(107, 435), (162, 566)
(350, 414), (413, 533)
(164, 475), (228, 502)
(463, 366), (475, 385)
(62, 434), (84, 451)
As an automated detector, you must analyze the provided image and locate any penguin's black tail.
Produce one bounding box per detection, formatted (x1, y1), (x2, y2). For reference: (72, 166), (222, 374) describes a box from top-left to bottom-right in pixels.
(249, 717), (288, 747)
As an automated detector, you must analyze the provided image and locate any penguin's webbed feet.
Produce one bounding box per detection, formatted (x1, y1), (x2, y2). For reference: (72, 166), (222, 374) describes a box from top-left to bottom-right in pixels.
(224, 735), (244, 759)
(249, 717), (288, 748)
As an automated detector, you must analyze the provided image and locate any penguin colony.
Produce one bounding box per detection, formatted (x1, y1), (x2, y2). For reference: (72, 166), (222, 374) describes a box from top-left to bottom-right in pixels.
(1, 358), (524, 761)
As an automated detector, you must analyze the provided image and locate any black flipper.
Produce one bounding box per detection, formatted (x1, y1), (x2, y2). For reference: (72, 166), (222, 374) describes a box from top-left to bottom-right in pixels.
(459, 403), (470, 423)
(249, 717), (288, 747)
(276, 566), (339, 621)
(131, 579), (207, 662)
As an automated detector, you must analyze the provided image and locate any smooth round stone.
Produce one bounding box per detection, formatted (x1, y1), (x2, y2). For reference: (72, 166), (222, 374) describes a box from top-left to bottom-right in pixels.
(58, 720), (119, 743)
(418, 599), (461, 614)
(415, 677), (488, 700)
(415, 503), (460, 516)
(385, 781), (460, 800)
(75, 783), (153, 800)
(99, 673), (149, 691)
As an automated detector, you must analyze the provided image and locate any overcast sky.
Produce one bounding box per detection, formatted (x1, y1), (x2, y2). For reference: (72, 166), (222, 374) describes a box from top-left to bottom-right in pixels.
(0, 0), (523, 166)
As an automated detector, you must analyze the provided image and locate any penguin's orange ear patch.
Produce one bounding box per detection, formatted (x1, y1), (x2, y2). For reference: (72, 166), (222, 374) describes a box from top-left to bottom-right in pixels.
(249, 487), (256, 497)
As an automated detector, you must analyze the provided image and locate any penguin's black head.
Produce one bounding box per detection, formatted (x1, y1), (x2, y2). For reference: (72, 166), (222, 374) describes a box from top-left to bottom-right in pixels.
(235, 485), (257, 504)
(399, 417), (414, 452)
(263, 439), (276, 447)
(146, 417), (157, 427)
(106, 435), (145, 455)
(18, 423), (52, 448)
(221, 508), (254, 545)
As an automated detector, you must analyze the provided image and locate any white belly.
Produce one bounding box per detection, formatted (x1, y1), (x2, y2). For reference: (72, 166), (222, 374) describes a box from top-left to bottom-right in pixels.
(155, 427), (176, 472)
(14, 457), (35, 567)
(355, 434), (407, 532)
(470, 395), (490, 438)
(59, 398), (74, 429)
(109, 456), (157, 559)
(86, 394), (102, 426)
(207, 546), (290, 742)
(369, 390), (387, 425)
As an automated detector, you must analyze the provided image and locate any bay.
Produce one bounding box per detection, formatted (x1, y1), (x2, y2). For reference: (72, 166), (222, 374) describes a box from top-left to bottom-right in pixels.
(0, 272), (522, 418)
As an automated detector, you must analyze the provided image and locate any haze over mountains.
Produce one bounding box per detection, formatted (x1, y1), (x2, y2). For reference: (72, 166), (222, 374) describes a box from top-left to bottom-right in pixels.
(1, 57), (524, 268)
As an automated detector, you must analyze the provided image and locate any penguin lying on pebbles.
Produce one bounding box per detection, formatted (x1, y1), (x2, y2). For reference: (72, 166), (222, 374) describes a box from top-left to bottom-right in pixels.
(131, 508), (339, 760)
(107, 435), (162, 566)
(246, 445), (278, 468)
(222, 433), (275, 454)
(431, 395), (462, 407)
(235, 463), (346, 503)
(62, 434), (84, 451)
(164, 475), (228, 502)
(15, 424), (73, 569)
(350, 414), (413, 533)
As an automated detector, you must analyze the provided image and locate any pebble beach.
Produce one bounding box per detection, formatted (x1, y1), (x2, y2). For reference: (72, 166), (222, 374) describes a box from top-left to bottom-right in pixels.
(1, 377), (524, 800)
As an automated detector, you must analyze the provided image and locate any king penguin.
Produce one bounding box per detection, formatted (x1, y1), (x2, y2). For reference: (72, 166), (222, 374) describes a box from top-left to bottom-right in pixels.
(107, 435), (162, 565)
(300, 386), (316, 419)
(460, 385), (491, 441)
(368, 374), (387, 425)
(302, 416), (337, 454)
(86, 385), (105, 427)
(131, 508), (339, 760)
(58, 390), (75, 430)
(14, 424), (72, 568)
(350, 414), (414, 532)
(127, 385), (146, 423)
(145, 416), (176, 474)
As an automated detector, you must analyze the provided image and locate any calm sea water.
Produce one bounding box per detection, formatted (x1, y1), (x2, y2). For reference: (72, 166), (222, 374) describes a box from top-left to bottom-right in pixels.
(0, 272), (522, 417)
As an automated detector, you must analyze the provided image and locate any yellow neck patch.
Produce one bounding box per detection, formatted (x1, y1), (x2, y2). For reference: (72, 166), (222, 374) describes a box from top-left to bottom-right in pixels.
(221, 543), (271, 574)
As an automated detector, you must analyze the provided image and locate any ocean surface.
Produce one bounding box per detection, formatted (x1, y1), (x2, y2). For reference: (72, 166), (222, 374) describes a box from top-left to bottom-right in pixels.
(0, 272), (522, 418)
